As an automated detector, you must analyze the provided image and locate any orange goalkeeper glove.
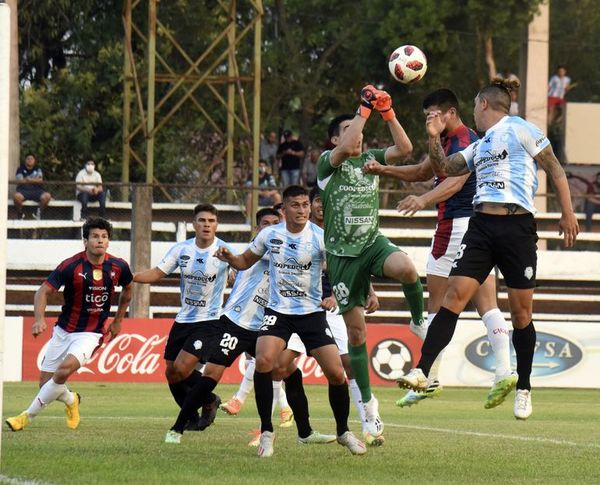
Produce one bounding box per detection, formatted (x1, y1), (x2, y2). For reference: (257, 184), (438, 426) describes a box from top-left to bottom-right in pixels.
(357, 84), (378, 119)
(373, 89), (395, 121)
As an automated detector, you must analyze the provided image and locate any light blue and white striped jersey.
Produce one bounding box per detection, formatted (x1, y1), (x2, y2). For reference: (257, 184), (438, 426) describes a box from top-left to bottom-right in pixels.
(460, 116), (550, 214)
(223, 255), (270, 331)
(249, 221), (325, 315)
(157, 237), (232, 323)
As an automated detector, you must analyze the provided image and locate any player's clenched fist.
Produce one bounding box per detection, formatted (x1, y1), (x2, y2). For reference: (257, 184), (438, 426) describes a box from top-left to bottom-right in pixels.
(373, 89), (395, 121)
(214, 246), (233, 262)
(426, 110), (445, 137)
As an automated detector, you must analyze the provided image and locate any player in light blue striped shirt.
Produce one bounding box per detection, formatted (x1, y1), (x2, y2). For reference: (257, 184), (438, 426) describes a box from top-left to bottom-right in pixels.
(216, 185), (366, 457)
(134, 203), (232, 431)
(398, 78), (579, 421)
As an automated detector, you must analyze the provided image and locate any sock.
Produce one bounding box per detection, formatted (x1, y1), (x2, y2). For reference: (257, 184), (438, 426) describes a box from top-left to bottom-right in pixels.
(168, 370), (202, 408)
(348, 379), (366, 430)
(482, 308), (512, 378)
(272, 380), (281, 415)
(235, 358), (256, 402)
(254, 370), (274, 433)
(283, 369), (311, 438)
(328, 383), (350, 437)
(348, 343), (372, 402)
(26, 379), (67, 417)
(512, 321), (536, 391)
(56, 387), (75, 405)
(417, 306), (459, 376)
(171, 376), (217, 433)
(403, 278), (425, 325)
(276, 380), (290, 410)
(424, 313), (443, 380)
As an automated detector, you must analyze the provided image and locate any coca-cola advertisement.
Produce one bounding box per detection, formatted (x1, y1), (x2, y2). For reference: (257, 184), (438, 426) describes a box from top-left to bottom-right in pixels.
(21, 318), (422, 385)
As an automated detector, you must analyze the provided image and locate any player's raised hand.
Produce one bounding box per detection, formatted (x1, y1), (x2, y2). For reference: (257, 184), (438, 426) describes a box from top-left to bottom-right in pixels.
(373, 89), (395, 121)
(357, 84), (378, 119)
(32, 318), (47, 337)
(426, 110), (445, 137)
(397, 194), (426, 216)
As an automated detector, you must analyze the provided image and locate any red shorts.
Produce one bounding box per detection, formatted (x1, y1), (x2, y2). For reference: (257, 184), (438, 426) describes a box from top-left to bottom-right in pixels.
(548, 96), (565, 108)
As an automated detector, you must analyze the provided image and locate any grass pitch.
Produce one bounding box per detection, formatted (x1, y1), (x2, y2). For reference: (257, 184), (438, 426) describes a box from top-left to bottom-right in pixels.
(2, 383), (600, 484)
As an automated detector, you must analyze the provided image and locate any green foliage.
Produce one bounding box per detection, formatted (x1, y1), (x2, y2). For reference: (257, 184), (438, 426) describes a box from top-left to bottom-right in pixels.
(3, 383), (600, 483)
(16, 0), (596, 184)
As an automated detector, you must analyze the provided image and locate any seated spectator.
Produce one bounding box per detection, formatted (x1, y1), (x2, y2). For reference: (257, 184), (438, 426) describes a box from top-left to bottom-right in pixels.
(14, 154), (52, 219)
(76, 160), (107, 219)
(245, 160), (281, 221)
(301, 148), (320, 188)
(585, 171), (600, 231)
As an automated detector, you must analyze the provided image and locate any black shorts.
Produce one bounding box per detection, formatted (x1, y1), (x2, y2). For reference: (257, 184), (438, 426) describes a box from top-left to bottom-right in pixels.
(207, 316), (258, 367)
(163, 320), (221, 362)
(260, 308), (336, 354)
(17, 186), (46, 202)
(450, 212), (538, 289)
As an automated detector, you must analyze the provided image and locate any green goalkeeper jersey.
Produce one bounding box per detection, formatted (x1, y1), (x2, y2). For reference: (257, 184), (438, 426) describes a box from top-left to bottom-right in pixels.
(317, 148), (386, 257)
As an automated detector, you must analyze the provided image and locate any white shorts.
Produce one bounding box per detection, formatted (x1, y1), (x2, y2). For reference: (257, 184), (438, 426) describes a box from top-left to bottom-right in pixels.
(40, 325), (102, 372)
(426, 216), (469, 278)
(327, 311), (348, 355)
(287, 333), (306, 354)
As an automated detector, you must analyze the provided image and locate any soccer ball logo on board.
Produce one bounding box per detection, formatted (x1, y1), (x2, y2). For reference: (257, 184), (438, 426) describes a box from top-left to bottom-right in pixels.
(370, 338), (413, 380)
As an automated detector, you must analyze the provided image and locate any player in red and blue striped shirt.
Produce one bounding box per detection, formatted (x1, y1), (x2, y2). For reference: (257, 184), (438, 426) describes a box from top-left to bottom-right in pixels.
(6, 218), (133, 432)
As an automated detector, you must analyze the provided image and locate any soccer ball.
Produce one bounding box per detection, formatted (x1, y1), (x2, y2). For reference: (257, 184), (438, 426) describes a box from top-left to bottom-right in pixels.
(388, 45), (428, 84)
(370, 339), (413, 381)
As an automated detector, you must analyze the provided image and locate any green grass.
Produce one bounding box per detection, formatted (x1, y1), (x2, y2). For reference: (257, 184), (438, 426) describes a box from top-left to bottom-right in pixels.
(2, 383), (600, 484)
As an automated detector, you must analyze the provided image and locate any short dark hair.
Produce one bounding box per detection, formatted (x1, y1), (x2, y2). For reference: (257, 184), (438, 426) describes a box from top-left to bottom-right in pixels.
(82, 217), (113, 239)
(272, 202), (284, 212)
(282, 185), (308, 201)
(328, 114), (355, 139)
(193, 203), (218, 218)
(478, 77), (520, 114)
(309, 186), (321, 204)
(256, 207), (280, 225)
(423, 89), (459, 113)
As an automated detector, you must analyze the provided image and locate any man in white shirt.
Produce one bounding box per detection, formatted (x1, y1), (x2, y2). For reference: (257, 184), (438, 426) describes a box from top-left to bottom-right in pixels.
(75, 160), (106, 219)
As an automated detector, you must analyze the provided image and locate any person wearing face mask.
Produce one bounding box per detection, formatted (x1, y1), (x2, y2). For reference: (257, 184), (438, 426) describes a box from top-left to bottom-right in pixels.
(245, 159), (282, 223)
(75, 160), (107, 220)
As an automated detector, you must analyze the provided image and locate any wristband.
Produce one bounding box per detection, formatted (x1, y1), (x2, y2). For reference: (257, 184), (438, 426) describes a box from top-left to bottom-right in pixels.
(380, 108), (395, 122)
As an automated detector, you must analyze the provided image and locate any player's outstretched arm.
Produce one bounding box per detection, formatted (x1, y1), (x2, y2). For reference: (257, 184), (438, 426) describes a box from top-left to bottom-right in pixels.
(214, 247), (260, 271)
(32, 283), (54, 337)
(105, 282), (133, 341)
(364, 157), (433, 182)
(397, 173), (471, 216)
(535, 145), (579, 247)
(426, 110), (469, 177)
(133, 267), (167, 284)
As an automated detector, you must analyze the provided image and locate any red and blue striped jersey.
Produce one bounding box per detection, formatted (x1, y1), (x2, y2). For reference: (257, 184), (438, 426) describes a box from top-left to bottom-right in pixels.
(45, 251), (133, 334)
(434, 124), (479, 220)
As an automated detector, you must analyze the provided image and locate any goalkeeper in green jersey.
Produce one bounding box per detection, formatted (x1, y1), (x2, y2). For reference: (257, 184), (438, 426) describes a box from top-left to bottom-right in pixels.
(317, 85), (425, 440)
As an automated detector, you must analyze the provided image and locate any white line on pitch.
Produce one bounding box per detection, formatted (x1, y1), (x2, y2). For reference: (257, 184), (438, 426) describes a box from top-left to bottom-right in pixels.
(32, 416), (600, 450)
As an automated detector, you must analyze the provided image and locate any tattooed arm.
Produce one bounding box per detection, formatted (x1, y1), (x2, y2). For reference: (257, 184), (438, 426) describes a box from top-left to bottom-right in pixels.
(426, 111), (470, 177)
(535, 145), (579, 247)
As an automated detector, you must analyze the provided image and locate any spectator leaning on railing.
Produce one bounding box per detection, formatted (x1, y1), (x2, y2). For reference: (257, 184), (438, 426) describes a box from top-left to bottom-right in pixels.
(14, 154), (52, 220)
(75, 160), (107, 220)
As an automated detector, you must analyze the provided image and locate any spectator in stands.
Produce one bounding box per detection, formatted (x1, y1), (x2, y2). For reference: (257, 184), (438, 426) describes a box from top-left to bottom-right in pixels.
(75, 160), (107, 220)
(245, 160), (281, 221)
(14, 154), (52, 220)
(548, 65), (575, 125)
(260, 131), (279, 173)
(277, 129), (305, 188)
(585, 172), (600, 232)
(301, 148), (320, 188)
